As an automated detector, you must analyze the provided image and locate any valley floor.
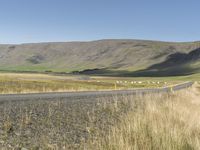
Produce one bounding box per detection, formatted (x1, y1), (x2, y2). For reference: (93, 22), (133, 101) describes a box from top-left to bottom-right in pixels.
(0, 73), (179, 94)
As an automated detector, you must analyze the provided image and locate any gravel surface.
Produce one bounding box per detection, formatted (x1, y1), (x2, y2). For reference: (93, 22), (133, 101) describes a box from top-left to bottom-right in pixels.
(0, 95), (133, 149)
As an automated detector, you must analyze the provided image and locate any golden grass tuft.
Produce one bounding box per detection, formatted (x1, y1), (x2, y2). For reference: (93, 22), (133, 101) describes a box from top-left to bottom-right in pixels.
(86, 84), (200, 150)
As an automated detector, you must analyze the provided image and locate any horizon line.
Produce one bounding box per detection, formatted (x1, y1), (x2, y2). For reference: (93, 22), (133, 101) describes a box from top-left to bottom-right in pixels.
(0, 38), (200, 45)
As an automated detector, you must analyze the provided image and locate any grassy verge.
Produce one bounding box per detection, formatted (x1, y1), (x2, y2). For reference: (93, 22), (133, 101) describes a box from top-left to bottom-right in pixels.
(86, 84), (200, 150)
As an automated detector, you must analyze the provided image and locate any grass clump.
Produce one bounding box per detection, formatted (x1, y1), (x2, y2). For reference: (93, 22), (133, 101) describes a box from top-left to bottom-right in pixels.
(86, 85), (200, 150)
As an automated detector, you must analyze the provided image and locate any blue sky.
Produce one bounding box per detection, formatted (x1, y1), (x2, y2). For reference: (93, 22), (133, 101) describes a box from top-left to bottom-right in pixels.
(0, 0), (199, 43)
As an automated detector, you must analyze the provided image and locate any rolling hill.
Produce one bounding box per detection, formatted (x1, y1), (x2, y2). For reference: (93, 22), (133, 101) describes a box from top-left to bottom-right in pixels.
(0, 39), (200, 76)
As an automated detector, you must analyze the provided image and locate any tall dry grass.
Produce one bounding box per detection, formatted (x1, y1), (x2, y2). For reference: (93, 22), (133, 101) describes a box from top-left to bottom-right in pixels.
(86, 85), (200, 150)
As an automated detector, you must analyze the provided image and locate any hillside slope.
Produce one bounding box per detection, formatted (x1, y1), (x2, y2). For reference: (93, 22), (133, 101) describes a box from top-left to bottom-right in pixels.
(0, 39), (200, 76)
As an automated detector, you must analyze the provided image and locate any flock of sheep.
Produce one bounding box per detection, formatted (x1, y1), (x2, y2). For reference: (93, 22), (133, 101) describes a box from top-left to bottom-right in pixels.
(115, 81), (167, 85)
(94, 80), (168, 86)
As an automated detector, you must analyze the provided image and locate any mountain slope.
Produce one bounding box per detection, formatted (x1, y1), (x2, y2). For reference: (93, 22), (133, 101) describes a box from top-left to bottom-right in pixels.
(0, 39), (200, 76)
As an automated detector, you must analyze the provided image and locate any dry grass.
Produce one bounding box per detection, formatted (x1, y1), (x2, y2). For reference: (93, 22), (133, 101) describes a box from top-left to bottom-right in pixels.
(0, 73), (171, 94)
(0, 82), (198, 149)
(86, 84), (200, 150)
(0, 73), (118, 94)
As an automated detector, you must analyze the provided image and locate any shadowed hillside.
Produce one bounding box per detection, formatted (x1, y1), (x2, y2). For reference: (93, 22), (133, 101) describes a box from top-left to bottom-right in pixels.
(130, 47), (200, 76)
(0, 39), (200, 76)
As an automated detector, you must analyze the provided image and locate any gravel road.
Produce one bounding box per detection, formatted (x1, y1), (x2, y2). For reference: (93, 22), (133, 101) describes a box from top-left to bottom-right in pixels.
(0, 82), (193, 102)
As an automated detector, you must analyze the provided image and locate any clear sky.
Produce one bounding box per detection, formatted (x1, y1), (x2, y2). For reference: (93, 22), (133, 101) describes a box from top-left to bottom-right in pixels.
(0, 0), (199, 44)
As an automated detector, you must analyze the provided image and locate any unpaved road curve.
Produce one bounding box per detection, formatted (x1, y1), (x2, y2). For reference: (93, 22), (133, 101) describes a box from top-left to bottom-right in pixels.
(0, 82), (194, 102)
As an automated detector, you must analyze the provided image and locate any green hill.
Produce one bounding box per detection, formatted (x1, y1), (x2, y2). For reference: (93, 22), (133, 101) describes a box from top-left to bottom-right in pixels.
(0, 39), (200, 76)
